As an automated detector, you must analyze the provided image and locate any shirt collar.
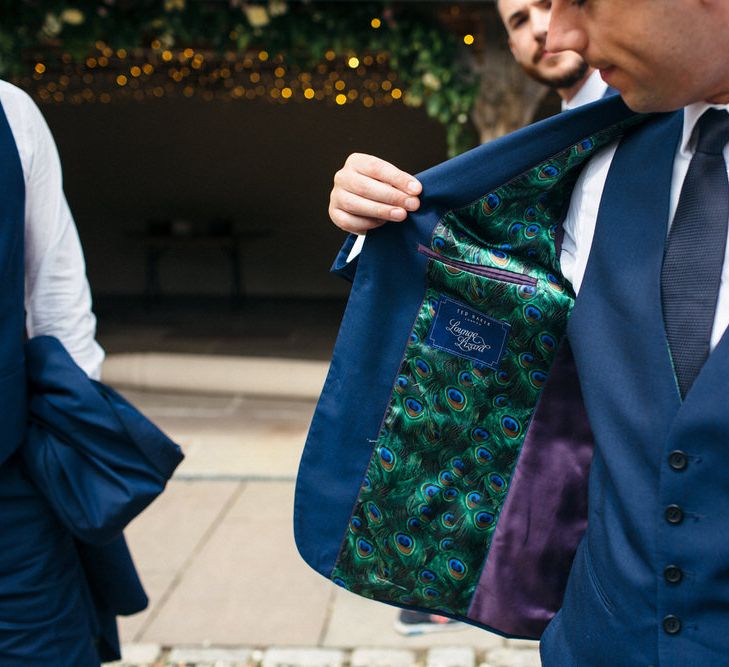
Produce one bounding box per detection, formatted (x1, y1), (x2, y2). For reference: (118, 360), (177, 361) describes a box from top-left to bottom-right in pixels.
(561, 70), (609, 111)
(681, 101), (729, 157)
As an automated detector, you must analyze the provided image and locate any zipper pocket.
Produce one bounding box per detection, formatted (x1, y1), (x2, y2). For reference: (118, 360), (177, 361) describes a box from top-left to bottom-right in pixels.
(417, 244), (537, 287)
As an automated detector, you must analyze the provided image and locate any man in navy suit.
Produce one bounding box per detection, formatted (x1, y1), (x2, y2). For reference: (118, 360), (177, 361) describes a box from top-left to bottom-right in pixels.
(323, 0), (729, 662)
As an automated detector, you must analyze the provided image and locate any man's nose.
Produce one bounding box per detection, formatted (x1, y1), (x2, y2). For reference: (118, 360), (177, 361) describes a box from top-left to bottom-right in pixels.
(531, 7), (550, 42)
(546, 0), (588, 54)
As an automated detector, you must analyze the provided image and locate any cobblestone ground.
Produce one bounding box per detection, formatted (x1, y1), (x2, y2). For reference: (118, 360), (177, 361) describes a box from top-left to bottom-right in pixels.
(108, 643), (541, 667)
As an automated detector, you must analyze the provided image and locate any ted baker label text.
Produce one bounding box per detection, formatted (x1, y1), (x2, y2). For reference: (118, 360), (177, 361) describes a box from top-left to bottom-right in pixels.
(427, 296), (510, 369)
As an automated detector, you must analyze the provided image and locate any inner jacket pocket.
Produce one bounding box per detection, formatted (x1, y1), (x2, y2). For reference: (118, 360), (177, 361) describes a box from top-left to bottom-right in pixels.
(417, 244), (537, 287)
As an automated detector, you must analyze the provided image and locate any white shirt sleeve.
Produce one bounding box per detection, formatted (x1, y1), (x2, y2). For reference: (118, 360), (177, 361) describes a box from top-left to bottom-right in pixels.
(1, 82), (104, 379)
(346, 234), (366, 263)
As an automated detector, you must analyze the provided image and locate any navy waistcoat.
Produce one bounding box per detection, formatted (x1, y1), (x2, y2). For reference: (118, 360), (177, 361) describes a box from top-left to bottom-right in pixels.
(0, 101), (28, 465)
(541, 108), (729, 664)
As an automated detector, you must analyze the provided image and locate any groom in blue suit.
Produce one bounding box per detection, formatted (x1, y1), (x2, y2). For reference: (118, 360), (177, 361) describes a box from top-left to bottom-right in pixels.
(320, 0), (729, 663)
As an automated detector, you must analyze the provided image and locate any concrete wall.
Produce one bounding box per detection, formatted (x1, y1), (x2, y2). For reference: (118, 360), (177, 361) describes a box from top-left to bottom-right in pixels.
(42, 98), (448, 297)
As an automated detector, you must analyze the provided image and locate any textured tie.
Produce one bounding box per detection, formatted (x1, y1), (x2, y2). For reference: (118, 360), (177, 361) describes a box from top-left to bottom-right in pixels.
(661, 108), (729, 398)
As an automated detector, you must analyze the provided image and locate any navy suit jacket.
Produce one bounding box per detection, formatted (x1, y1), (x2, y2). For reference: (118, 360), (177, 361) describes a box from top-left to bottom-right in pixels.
(22, 336), (184, 660)
(295, 95), (649, 638)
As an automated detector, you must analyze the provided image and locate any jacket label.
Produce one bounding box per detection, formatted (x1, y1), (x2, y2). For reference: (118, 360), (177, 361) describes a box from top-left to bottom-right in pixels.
(427, 295), (510, 370)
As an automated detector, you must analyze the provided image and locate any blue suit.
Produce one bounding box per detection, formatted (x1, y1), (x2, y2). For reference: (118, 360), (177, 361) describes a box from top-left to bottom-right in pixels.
(296, 94), (729, 664)
(0, 101), (182, 664)
(541, 106), (729, 665)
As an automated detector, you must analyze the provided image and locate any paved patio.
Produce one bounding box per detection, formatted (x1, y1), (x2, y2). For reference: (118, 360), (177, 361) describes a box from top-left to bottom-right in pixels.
(95, 297), (542, 666)
(107, 388), (541, 666)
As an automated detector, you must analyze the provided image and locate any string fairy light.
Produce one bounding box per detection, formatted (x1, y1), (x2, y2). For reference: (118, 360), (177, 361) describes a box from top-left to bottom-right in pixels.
(20, 41), (409, 110)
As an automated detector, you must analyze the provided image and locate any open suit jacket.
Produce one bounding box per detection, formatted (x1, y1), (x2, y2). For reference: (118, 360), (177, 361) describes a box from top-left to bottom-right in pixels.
(296, 94), (729, 665)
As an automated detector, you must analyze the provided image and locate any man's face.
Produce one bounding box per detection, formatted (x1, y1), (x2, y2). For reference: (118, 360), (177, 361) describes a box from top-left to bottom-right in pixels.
(547, 0), (729, 112)
(497, 0), (588, 89)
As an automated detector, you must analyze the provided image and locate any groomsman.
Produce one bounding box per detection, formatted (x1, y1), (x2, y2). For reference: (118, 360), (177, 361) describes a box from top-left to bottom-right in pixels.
(540, 0), (729, 660)
(324, 0), (729, 662)
(0, 79), (107, 665)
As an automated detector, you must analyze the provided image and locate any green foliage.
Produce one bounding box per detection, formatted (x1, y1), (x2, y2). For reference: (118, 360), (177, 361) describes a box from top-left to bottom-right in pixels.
(0, 1), (479, 155)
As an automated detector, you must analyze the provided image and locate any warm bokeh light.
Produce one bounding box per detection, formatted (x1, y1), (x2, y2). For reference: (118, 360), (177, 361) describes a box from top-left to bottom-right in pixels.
(24, 42), (411, 112)
(463, 34), (475, 45)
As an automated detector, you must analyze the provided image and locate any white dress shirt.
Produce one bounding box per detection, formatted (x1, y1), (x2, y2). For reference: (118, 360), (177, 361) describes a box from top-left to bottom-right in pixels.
(561, 102), (729, 350)
(561, 70), (608, 112)
(0, 81), (104, 378)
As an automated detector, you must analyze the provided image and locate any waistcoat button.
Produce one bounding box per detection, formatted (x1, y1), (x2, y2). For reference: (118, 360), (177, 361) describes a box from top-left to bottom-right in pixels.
(663, 615), (682, 635)
(665, 505), (684, 524)
(664, 565), (683, 584)
(668, 450), (688, 471)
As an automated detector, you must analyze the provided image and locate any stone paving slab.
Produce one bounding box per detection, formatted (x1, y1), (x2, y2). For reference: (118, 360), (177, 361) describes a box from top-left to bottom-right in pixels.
(119, 390), (315, 480)
(105, 643), (161, 666)
(262, 648), (346, 667)
(322, 588), (504, 650)
(350, 648), (416, 667)
(426, 647), (476, 667)
(120, 480), (242, 642)
(482, 648), (541, 667)
(167, 647), (254, 666)
(103, 354), (328, 399)
(501, 640), (539, 651)
(138, 481), (332, 646)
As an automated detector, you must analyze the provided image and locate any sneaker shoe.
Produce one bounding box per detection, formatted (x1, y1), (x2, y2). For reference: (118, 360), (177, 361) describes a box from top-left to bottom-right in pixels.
(393, 609), (466, 636)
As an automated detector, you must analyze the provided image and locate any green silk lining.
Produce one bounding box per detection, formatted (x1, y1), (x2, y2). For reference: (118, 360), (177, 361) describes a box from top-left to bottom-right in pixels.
(330, 122), (639, 616)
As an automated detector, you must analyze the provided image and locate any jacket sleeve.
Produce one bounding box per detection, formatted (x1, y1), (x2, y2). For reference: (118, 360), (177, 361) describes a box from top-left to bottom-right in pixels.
(330, 233), (361, 283)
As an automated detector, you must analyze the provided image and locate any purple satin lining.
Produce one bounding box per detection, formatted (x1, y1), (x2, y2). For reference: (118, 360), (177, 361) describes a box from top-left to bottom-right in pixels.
(467, 338), (594, 638)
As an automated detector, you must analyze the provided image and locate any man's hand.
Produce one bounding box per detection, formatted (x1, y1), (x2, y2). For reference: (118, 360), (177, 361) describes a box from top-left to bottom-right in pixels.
(329, 153), (423, 234)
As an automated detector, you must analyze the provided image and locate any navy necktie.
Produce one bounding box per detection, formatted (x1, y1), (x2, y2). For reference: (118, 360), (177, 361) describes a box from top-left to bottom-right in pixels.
(661, 108), (729, 398)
